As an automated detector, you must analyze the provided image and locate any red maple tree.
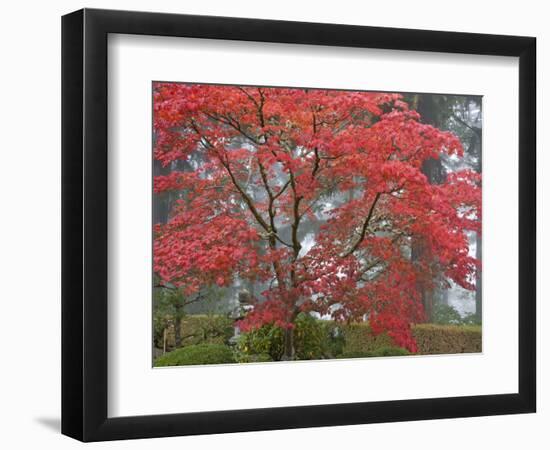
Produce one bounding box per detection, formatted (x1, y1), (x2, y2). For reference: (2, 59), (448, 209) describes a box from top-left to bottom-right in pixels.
(153, 83), (481, 357)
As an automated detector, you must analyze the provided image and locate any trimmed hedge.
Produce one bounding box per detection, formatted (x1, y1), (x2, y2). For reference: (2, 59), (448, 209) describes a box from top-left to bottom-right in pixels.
(369, 346), (411, 357)
(161, 315), (234, 350)
(338, 346), (411, 359)
(338, 323), (394, 354)
(412, 324), (482, 354)
(338, 322), (481, 355)
(335, 322), (481, 355)
(154, 343), (236, 367)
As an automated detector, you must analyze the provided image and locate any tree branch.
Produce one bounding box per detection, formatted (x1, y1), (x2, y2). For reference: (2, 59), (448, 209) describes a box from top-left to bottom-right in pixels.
(343, 192), (381, 257)
(218, 158), (271, 233)
(451, 114), (482, 138)
(202, 111), (261, 145)
(273, 179), (291, 200)
(257, 159), (293, 249)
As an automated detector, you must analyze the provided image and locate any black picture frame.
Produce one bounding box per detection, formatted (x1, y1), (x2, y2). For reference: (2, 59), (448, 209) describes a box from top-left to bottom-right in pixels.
(61, 8), (536, 442)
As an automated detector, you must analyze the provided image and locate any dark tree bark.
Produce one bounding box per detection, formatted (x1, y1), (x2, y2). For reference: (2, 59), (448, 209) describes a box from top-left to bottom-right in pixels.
(411, 94), (447, 322)
(475, 232), (482, 321)
(411, 236), (434, 322)
(173, 301), (183, 348)
(470, 120), (483, 321)
(282, 327), (295, 361)
(153, 159), (171, 225)
(454, 99), (482, 321)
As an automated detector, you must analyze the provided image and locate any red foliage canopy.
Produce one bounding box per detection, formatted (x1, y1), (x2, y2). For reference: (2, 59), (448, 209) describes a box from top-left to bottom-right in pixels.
(153, 83), (481, 352)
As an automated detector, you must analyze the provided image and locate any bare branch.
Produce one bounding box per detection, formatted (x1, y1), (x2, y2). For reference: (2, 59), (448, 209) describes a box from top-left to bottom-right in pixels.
(452, 114), (482, 137)
(343, 192), (381, 257)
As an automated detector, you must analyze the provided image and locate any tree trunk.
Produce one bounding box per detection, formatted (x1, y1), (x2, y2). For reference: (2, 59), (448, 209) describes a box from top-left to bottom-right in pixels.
(422, 288), (434, 323)
(282, 327), (295, 361)
(412, 94), (445, 322)
(411, 236), (434, 322)
(173, 302), (183, 348)
(153, 159), (171, 225)
(475, 231), (482, 321)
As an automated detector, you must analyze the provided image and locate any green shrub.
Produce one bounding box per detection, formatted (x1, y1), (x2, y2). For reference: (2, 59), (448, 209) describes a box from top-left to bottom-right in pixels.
(322, 322), (346, 358)
(432, 304), (482, 326)
(412, 324), (482, 354)
(461, 313), (482, 326)
(432, 303), (463, 325)
(235, 323), (285, 361)
(337, 351), (372, 359)
(236, 313), (343, 361)
(235, 353), (273, 363)
(154, 343), (236, 367)
(294, 313), (330, 359)
(188, 315), (234, 344)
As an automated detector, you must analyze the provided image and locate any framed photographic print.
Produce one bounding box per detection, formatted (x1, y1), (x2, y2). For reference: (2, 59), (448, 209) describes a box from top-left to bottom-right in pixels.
(61, 8), (536, 442)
